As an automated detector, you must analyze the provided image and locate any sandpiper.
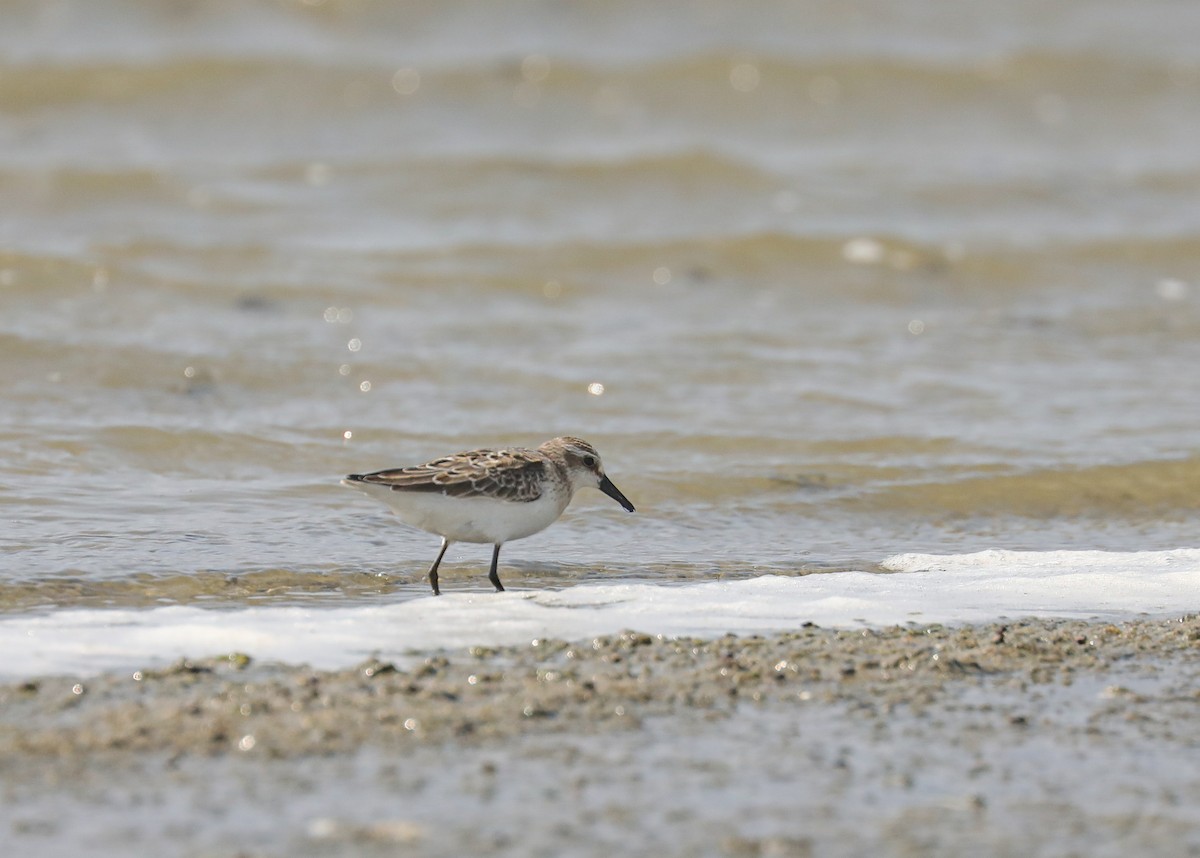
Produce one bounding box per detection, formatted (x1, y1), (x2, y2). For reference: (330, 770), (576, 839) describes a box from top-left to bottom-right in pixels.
(342, 436), (635, 595)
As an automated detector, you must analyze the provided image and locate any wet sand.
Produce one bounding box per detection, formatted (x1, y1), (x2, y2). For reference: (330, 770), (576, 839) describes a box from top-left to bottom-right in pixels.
(4, 616), (1200, 856)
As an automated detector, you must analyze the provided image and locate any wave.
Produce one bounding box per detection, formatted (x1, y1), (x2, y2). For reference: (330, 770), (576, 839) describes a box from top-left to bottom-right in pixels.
(3, 549), (1197, 677)
(4, 46), (1196, 105)
(851, 455), (1200, 520)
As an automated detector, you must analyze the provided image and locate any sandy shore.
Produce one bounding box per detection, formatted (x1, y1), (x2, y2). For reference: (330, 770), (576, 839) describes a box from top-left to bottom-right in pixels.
(4, 616), (1200, 856)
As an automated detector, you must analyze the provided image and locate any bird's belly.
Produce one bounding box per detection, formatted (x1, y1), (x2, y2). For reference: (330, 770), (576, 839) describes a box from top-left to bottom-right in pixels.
(378, 491), (567, 544)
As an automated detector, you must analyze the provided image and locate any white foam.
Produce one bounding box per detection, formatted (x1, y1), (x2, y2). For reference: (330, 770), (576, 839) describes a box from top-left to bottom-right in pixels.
(3, 549), (1198, 679)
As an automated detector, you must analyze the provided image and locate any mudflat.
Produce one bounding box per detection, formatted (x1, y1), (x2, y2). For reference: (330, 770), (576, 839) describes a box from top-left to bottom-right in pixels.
(4, 616), (1199, 856)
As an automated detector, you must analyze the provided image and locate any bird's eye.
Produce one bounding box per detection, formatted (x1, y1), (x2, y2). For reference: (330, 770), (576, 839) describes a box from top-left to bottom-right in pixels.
(583, 455), (597, 469)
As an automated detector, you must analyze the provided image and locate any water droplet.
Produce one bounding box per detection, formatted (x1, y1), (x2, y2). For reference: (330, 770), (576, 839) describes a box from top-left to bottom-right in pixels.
(305, 162), (331, 186)
(842, 238), (884, 265)
(521, 54), (551, 83)
(772, 189), (799, 214)
(943, 241), (967, 263)
(730, 62), (760, 92)
(1156, 278), (1190, 301)
(391, 67), (421, 95)
(186, 186), (211, 208)
(1033, 92), (1068, 127)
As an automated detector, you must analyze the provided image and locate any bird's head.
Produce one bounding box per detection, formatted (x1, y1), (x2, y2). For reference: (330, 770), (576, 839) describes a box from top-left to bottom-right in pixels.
(542, 436), (636, 512)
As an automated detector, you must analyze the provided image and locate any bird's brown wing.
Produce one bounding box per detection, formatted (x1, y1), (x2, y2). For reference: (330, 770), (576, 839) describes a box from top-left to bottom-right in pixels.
(347, 448), (547, 502)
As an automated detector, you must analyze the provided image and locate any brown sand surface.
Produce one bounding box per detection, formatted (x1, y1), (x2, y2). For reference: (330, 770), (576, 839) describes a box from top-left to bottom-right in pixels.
(3, 616), (1200, 856)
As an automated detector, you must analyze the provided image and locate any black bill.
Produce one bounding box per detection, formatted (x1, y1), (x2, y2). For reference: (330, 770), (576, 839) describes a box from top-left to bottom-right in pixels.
(598, 474), (636, 512)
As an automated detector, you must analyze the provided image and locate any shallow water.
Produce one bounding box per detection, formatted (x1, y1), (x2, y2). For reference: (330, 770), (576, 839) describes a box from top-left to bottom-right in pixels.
(3, 0), (1200, 613)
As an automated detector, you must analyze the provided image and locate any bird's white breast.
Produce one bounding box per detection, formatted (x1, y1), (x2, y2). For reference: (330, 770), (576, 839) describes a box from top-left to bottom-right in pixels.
(349, 482), (571, 544)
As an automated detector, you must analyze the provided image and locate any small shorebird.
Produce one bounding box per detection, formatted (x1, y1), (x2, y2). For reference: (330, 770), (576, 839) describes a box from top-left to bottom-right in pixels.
(342, 437), (635, 595)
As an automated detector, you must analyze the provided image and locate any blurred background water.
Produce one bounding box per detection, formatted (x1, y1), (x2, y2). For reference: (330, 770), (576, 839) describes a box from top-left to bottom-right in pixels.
(2, 0), (1199, 610)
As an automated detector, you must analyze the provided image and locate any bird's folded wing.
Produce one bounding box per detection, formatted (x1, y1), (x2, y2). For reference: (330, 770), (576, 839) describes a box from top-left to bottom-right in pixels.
(355, 449), (547, 502)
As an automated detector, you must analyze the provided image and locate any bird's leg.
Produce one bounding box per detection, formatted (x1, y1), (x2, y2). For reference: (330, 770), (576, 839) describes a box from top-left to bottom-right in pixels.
(488, 544), (505, 592)
(428, 538), (450, 596)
